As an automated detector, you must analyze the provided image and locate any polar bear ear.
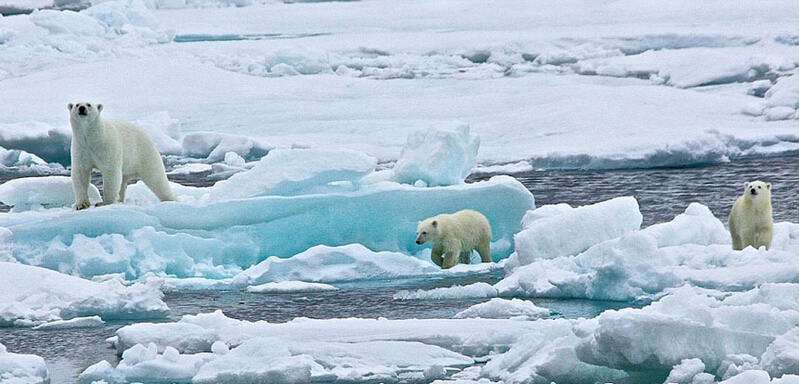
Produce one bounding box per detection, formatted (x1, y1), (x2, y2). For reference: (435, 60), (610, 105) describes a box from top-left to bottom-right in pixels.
(97, 104), (103, 113)
(767, 183), (771, 190)
(68, 103), (73, 111)
(431, 220), (437, 228)
(744, 182), (749, 189)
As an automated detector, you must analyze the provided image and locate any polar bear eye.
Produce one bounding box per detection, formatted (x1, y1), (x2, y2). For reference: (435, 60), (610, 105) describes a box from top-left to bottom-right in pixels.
(758, 186), (762, 189)
(87, 103), (91, 107)
(422, 231), (427, 235)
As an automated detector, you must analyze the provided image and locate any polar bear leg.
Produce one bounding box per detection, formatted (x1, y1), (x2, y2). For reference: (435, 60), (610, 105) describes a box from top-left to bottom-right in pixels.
(476, 238), (492, 263)
(118, 175), (132, 203)
(72, 164), (92, 210)
(430, 247), (444, 267)
(141, 170), (176, 202)
(442, 251), (458, 269)
(458, 251), (472, 265)
(98, 168), (122, 206)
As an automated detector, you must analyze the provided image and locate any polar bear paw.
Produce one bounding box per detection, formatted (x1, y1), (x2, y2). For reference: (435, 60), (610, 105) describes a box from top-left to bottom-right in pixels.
(74, 200), (91, 210)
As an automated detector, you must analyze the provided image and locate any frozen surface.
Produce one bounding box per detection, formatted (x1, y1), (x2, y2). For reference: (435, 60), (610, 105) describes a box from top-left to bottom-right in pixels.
(31, 315), (105, 330)
(246, 281), (337, 293)
(0, 343), (49, 384)
(0, 176), (101, 212)
(2, 175), (532, 279)
(394, 283), (498, 301)
(506, 197), (643, 269)
(493, 201), (799, 301)
(392, 124), (479, 187)
(0, 262), (168, 326)
(453, 298), (550, 321)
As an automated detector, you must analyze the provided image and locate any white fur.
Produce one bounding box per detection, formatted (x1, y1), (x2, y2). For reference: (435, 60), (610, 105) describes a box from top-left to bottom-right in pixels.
(416, 209), (492, 269)
(729, 180), (773, 250)
(69, 102), (175, 210)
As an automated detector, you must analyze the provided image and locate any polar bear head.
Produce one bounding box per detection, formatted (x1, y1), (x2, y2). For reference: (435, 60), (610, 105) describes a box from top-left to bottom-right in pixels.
(68, 102), (103, 123)
(743, 180), (771, 203)
(416, 218), (440, 245)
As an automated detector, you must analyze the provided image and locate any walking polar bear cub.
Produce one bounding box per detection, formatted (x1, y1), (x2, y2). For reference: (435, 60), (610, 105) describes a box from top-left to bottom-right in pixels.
(729, 180), (773, 251)
(416, 209), (492, 269)
(69, 102), (175, 209)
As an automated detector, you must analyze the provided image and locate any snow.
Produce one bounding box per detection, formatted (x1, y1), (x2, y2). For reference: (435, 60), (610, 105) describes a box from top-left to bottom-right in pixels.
(392, 124), (479, 187)
(0, 343), (49, 384)
(453, 298), (550, 321)
(0, 176), (101, 212)
(246, 281), (337, 293)
(0, 262), (168, 326)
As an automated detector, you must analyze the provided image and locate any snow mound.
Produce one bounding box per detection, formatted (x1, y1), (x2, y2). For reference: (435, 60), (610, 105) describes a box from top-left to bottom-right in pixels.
(0, 343), (49, 384)
(394, 283), (498, 301)
(454, 298), (549, 320)
(0, 262), (168, 326)
(246, 281), (337, 293)
(0, 176), (101, 212)
(506, 197), (643, 269)
(208, 148), (377, 201)
(392, 123), (480, 187)
(234, 244), (441, 285)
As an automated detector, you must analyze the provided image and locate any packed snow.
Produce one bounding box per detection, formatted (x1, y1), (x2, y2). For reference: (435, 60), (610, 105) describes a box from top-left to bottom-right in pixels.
(453, 298), (550, 321)
(246, 281), (337, 293)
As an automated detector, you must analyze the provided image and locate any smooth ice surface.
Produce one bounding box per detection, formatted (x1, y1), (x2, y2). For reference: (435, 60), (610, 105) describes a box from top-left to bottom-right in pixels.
(246, 281), (337, 293)
(0, 176), (101, 212)
(2, 175), (532, 279)
(0, 342), (49, 384)
(0, 262), (168, 326)
(31, 315), (105, 330)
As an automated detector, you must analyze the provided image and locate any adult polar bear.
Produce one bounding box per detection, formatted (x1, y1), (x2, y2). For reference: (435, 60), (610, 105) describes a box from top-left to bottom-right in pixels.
(69, 102), (175, 209)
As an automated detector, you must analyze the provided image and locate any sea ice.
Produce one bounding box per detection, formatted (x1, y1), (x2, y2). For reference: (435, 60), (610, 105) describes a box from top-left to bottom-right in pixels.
(0, 261), (168, 326)
(0, 343), (49, 384)
(246, 281), (337, 293)
(392, 124), (479, 187)
(0, 176), (101, 212)
(453, 298), (550, 320)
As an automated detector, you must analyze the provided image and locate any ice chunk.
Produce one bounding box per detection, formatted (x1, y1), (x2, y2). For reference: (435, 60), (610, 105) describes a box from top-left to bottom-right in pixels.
(392, 123), (479, 186)
(181, 131), (272, 161)
(453, 298), (549, 320)
(4, 176), (532, 279)
(766, 74), (799, 109)
(81, 342), (216, 384)
(32, 315), (104, 330)
(506, 196), (642, 269)
(393, 283), (498, 300)
(0, 342), (49, 384)
(193, 339), (473, 384)
(116, 322), (220, 354)
(664, 358), (707, 384)
(0, 122), (71, 164)
(0, 262), (168, 326)
(234, 244), (440, 286)
(131, 111), (182, 155)
(471, 161), (533, 175)
(0, 147), (46, 167)
(761, 328), (799, 376)
(247, 281), (338, 293)
(208, 148), (377, 201)
(0, 176), (101, 212)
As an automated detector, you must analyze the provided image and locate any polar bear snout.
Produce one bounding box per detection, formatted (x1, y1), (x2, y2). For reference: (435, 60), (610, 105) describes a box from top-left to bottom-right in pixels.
(750, 188), (757, 196)
(78, 105), (87, 115)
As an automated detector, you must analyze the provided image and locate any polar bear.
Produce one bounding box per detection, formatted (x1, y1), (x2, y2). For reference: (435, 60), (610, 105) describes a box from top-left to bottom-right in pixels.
(729, 180), (773, 250)
(69, 102), (176, 209)
(415, 209), (492, 269)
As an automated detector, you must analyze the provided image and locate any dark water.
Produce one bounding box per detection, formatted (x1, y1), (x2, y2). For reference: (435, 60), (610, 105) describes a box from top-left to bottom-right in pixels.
(1, 155), (796, 382)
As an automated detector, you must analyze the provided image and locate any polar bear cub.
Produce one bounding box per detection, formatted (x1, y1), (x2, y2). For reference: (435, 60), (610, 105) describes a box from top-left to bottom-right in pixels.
(729, 180), (773, 250)
(416, 209), (492, 269)
(69, 102), (176, 209)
